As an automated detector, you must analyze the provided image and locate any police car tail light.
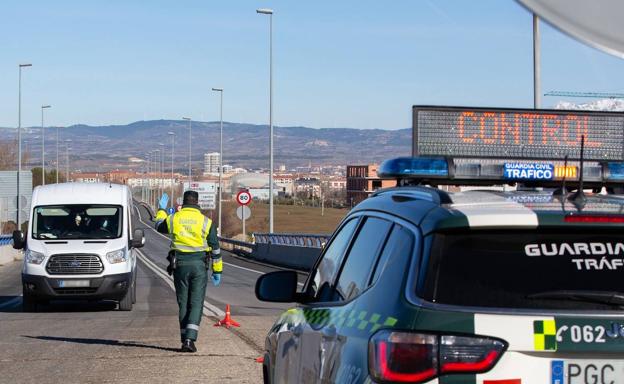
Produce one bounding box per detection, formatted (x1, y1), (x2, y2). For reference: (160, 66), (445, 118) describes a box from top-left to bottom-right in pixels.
(369, 331), (507, 383)
(369, 331), (438, 383)
(439, 335), (506, 374)
(564, 215), (624, 223)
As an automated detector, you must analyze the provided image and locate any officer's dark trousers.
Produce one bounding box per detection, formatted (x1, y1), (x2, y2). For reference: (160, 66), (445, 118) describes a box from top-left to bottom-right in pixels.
(173, 252), (207, 342)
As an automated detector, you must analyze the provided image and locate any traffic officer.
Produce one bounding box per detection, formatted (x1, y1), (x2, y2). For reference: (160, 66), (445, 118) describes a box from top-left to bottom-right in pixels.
(154, 190), (222, 353)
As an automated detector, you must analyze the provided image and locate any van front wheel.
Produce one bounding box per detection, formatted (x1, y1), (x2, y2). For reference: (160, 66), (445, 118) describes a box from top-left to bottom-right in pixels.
(118, 288), (133, 311)
(22, 294), (37, 312)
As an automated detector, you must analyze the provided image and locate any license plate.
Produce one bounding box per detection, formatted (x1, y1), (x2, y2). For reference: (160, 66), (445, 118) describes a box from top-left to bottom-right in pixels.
(552, 360), (624, 383)
(58, 280), (90, 288)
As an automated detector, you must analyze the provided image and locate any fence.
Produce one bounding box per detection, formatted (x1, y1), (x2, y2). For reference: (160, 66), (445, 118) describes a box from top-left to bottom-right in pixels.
(253, 233), (330, 249)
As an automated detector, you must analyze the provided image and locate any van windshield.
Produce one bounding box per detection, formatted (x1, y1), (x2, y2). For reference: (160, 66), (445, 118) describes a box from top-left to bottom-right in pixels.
(32, 205), (123, 240)
(419, 230), (624, 311)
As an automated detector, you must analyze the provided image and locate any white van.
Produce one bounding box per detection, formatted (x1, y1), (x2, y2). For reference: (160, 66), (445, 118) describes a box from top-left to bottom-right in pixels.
(12, 183), (145, 312)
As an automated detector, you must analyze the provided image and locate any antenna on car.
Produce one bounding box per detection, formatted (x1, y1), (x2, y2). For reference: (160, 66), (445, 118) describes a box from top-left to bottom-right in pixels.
(569, 135), (587, 208)
(560, 154), (568, 197)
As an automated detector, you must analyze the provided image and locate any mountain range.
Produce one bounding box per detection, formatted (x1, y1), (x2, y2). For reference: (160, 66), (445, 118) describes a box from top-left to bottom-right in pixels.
(0, 120), (412, 172)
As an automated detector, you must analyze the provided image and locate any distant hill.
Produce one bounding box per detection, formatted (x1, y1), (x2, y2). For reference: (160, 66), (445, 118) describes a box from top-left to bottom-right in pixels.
(0, 120), (411, 171)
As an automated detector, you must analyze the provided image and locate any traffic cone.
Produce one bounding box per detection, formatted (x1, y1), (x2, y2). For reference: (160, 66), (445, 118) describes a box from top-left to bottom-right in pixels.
(214, 304), (240, 328)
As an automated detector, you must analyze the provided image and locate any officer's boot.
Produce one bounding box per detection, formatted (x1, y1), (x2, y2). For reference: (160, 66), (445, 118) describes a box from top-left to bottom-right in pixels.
(181, 339), (197, 353)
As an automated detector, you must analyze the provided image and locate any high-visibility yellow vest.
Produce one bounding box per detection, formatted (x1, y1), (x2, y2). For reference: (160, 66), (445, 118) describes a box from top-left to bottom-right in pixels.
(166, 207), (212, 253)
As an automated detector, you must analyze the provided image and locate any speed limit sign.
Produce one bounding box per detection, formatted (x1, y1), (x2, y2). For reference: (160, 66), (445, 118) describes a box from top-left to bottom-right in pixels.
(236, 190), (252, 206)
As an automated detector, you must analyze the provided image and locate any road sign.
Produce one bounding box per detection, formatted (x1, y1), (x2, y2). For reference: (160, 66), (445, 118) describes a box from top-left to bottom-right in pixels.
(184, 182), (217, 193)
(198, 193), (216, 210)
(236, 190), (252, 206)
(236, 205), (251, 220)
(183, 181), (217, 210)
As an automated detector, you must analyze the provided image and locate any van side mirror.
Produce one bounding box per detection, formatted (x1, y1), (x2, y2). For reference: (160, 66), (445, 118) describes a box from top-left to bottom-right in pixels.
(12, 230), (25, 250)
(255, 270), (300, 303)
(131, 229), (145, 248)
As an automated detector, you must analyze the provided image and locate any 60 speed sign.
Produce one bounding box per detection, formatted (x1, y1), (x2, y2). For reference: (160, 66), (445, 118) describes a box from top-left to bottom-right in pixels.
(236, 190), (252, 206)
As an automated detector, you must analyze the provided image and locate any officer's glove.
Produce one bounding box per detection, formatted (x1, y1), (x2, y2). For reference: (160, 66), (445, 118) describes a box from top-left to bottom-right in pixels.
(166, 252), (176, 276)
(158, 193), (169, 211)
(211, 272), (221, 287)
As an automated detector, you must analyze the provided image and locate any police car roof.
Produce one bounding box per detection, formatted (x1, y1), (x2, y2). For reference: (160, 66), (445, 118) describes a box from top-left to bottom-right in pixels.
(354, 187), (624, 235)
(32, 182), (130, 206)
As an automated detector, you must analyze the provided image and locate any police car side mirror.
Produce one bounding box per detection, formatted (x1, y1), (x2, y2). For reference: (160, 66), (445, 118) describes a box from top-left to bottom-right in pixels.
(12, 230), (25, 250)
(255, 270), (300, 303)
(131, 229), (145, 249)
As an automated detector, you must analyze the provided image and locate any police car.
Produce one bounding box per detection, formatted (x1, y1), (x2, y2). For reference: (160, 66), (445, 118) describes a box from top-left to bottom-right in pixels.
(255, 107), (624, 384)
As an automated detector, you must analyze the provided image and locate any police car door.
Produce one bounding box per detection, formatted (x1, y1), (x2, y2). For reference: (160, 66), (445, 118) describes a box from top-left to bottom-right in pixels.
(274, 218), (359, 384)
(299, 215), (394, 383)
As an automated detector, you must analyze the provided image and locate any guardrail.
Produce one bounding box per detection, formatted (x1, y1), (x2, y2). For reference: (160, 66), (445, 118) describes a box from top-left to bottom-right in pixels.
(253, 233), (330, 249)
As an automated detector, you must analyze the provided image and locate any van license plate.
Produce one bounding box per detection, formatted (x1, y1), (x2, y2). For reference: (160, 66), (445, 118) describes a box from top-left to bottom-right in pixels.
(58, 280), (90, 288)
(552, 360), (624, 383)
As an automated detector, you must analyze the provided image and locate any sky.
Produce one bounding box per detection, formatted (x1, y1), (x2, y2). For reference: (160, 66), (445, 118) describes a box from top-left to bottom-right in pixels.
(2, 0), (624, 130)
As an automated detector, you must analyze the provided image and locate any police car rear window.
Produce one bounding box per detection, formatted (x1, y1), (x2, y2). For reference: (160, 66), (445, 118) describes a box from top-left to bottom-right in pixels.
(419, 230), (624, 311)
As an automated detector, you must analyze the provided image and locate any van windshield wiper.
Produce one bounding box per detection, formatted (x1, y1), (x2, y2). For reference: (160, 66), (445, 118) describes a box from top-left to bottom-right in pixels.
(527, 290), (624, 307)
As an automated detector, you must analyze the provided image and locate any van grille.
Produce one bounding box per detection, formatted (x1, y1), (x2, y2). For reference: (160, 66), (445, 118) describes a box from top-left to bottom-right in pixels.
(46, 254), (104, 275)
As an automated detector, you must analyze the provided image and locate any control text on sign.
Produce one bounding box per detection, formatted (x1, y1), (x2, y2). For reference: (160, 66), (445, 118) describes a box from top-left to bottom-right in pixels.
(413, 106), (624, 161)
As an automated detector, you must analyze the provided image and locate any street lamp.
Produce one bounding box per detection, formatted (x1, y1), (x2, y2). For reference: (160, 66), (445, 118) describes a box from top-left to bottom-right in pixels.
(168, 132), (175, 207)
(182, 117), (192, 183)
(41, 105), (51, 186)
(65, 139), (72, 182)
(158, 144), (164, 200)
(16, 63), (32, 227)
(256, 7), (275, 233)
(212, 87), (224, 236)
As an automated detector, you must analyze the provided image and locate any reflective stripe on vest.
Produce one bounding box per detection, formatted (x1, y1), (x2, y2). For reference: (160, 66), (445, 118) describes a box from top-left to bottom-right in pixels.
(166, 208), (212, 253)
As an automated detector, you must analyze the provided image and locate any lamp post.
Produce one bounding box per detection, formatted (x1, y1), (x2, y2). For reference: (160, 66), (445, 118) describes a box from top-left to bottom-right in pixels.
(16, 63), (32, 227)
(168, 132), (175, 207)
(256, 8), (275, 233)
(65, 139), (72, 182)
(212, 87), (224, 236)
(41, 105), (51, 185)
(182, 117), (192, 183)
(533, 14), (541, 109)
(158, 144), (164, 200)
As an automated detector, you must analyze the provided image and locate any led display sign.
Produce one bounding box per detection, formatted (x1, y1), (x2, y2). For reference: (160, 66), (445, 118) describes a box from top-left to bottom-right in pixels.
(413, 106), (624, 161)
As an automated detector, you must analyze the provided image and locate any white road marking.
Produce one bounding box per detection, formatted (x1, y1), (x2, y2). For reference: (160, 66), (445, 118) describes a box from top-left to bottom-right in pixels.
(136, 248), (225, 317)
(134, 204), (304, 286)
(0, 296), (22, 310)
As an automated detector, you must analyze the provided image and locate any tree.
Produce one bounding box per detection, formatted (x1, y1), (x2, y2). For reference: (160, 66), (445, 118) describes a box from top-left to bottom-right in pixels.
(0, 139), (29, 171)
(31, 167), (65, 187)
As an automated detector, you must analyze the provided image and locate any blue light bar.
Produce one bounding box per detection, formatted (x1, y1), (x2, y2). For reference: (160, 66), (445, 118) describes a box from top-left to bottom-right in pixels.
(378, 157), (448, 179)
(606, 162), (624, 181)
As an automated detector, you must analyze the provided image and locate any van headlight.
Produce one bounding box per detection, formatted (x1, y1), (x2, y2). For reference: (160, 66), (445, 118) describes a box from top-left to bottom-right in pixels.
(25, 250), (45, 265)
(106, 249), (127, 264)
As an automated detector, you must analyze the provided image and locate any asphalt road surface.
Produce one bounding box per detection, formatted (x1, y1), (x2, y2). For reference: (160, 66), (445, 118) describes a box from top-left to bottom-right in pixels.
(0, 204), (303, 383)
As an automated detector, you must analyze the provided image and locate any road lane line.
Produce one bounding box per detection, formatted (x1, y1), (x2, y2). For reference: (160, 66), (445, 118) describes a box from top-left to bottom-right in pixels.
(0, 296), (22, 310)
(136, 249), (225, 317)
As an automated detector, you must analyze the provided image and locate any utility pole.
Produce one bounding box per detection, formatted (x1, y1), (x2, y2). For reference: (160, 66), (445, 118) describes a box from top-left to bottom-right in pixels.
(41, 105), (51, 185)
(212, 87), (224, 236)
(257, 7), (275, 233)
(533, 14), (541, 109)
(16, 63), (32, 228)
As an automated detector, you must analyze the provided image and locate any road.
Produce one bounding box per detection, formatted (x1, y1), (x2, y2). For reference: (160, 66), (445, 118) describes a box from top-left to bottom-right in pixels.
(0, 204), (301, 383)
